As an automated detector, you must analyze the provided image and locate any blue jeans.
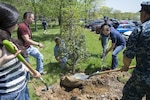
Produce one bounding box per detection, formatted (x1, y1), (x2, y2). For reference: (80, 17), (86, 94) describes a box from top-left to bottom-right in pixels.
(60, 57), (68, 69)
(111, 45), (125, 69)
(101, 35), (109, 57)
(26, 45), (44, 73)
(0, 85), (30, 100)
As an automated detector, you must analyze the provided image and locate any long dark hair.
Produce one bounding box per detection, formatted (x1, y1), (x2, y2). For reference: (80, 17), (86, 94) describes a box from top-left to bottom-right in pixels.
(0, 3), (19, 29)
(0, 3), (27, 57)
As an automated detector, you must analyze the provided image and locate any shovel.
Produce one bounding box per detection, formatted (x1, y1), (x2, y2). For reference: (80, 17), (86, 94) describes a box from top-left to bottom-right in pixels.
(2, 40), (49, 91)
(72, 66), (135, 80)
(101, 53), (105, 70)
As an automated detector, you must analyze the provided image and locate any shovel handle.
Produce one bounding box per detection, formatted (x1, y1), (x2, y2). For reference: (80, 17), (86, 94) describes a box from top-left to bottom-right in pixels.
(88, 66), (135, 79)
(22, 60), (37, 75)
(99, 66), (136, 75)
(2, 40), (37, 75)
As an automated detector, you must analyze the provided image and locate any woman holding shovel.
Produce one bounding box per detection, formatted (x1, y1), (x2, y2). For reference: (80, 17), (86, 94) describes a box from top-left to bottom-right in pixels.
(0, 3), (41, 100)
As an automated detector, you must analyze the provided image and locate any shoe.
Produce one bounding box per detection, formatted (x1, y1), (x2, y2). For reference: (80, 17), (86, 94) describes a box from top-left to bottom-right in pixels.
(40, 71), (47, 75)
(100, 54), (105, 59)
(111, 67), (117, 70)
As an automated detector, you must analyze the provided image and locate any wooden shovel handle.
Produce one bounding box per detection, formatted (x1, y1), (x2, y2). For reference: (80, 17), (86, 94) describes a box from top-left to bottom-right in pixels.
(88, 66), (136, 79)
(22, 60), (37, 75)
(99, 66), (136, 75)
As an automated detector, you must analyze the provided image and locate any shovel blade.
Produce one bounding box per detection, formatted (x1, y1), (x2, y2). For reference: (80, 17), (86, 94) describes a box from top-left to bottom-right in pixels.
(41, 85), (55, 91)
(72, 73), (89, 80)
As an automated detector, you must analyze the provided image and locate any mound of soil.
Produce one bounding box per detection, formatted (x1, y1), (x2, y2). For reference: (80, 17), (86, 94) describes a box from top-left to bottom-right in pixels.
(32, 71), (133, 100)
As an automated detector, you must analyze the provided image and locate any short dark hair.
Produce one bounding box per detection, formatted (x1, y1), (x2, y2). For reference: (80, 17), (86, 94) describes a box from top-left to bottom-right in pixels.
(104, 16), (109, 20)
(101, 24), (111, 30)
(55, 37), (60, 42)
(23, 12), (33, 19)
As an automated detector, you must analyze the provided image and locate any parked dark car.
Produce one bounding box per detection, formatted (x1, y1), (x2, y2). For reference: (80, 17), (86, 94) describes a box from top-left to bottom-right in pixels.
(110, 18), (120, 29)
(95, 18), (119, 34)
(84, 20), (103, 30)
(84, 21), (94, 28)
(131, 20), (142, 26)
(91, 20), (103, 31)
(95, 24), (102, 34)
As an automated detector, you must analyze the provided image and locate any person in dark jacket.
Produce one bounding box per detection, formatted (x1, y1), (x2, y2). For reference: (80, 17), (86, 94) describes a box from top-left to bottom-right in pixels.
(120, 1), (150, 100)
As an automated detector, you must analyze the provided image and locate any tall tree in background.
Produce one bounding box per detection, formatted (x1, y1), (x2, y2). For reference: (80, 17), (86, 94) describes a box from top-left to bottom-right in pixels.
(30, 0), (42, 31)
(79, 0), (104, 22)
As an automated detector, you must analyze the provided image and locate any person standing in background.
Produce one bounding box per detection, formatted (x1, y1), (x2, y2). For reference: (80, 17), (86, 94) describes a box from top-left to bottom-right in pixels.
(120, 1), (150, 100)
(42, 19), (48, 34)
(17, 12), (46, 75)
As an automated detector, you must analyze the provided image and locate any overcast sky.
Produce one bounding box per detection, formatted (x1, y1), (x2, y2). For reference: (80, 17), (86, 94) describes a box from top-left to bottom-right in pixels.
(104, 0), (146, 13)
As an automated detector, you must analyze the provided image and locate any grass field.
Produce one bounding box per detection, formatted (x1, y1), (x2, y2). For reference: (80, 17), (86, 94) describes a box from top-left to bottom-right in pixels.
(12, 24), (136, 99)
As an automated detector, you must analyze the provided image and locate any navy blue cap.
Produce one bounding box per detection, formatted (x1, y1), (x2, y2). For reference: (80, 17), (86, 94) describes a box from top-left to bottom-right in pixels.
(140, 1), (150, 13)
(104, 16), (108, 20)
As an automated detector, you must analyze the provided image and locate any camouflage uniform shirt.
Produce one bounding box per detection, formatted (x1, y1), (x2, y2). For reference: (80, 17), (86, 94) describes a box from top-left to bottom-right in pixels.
(121, 18), (150, 100)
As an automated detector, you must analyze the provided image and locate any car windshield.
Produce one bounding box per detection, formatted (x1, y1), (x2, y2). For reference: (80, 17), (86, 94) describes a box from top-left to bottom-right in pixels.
(122, 25), (130, 28)
(119, 24), (135, 28)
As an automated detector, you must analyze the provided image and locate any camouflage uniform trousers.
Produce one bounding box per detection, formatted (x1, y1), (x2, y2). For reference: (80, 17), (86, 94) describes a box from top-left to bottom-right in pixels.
(121, 70), (150, 100)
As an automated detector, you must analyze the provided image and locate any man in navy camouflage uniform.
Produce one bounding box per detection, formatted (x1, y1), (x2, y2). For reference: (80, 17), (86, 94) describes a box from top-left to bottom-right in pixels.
(120, 1), (150, 100)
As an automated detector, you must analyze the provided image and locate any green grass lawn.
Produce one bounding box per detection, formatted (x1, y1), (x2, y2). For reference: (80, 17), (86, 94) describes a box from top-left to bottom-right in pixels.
(12, 25), (136, 100)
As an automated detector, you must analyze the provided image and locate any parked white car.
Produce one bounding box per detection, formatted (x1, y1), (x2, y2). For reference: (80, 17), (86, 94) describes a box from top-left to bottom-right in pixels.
(122, 31), (132, 41)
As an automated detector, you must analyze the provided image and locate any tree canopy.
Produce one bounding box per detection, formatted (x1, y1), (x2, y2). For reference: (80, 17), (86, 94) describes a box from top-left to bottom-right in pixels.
(0, 0), (140, 23)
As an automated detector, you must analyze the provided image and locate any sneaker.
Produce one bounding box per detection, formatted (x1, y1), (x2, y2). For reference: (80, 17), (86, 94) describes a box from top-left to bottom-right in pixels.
(100, 54), (105, 59)
(111, 67), (118, 70)
(40, 71), (47, 75)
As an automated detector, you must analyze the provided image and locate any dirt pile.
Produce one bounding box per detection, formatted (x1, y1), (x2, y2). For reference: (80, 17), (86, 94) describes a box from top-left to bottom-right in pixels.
(34, 72), (131, 100)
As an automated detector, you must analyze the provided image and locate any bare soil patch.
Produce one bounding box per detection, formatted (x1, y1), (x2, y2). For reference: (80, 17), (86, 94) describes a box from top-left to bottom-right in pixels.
(31, 71), (134, 100)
